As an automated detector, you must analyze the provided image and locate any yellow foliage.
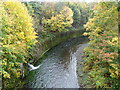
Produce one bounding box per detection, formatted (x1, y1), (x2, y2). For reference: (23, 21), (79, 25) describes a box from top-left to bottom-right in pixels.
(83, 2), (119, 88)
(42, 6), (73, 32)
(1, 0), (37, 80)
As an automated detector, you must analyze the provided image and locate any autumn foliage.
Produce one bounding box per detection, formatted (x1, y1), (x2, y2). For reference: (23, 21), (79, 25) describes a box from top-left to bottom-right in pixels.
(83, 2), (119, 88)
(1, 0), (37, 87)
(42, 6), (73, 32)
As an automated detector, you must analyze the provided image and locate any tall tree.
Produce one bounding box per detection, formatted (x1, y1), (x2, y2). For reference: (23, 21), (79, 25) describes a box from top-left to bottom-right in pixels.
(83, 1), (119, 88)
(1, 0), (37, 88)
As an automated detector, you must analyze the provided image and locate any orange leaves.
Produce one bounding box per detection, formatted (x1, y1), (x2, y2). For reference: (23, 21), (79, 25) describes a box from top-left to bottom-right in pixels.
(83, 2), (119, 88)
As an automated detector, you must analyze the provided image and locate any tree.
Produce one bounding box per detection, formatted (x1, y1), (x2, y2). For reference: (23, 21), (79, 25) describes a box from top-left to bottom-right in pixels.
(42, 6), (73, 32)
(67, 2), (89, 29)
(68, 3), (81, 28)
(24, 1), (43, 32)
(1, 0), (37, 88)
(83, 2), (119, 88)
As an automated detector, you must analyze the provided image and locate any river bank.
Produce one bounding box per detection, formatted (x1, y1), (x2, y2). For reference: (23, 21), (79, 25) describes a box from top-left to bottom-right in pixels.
(24, 36), (89, 88)
(24, 30), (85, 78)
(29, 30), (84, 64)
(76, 43), (89, 88)
(8, 30), (86, 88)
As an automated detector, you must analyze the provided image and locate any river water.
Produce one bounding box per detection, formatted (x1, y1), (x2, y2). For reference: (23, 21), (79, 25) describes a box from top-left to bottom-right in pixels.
(24, 36), (88, 88)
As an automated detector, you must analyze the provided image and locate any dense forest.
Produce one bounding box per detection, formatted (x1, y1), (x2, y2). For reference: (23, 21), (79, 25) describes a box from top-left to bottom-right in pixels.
(0, 0), (119, 89)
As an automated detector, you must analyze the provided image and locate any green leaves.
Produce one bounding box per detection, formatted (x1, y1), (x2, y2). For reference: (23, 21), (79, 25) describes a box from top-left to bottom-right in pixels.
(83, 1), (119, 88)
(1, 0), (37, 88)
(42, 6), (73, 32)
(68, 2), (89, 28)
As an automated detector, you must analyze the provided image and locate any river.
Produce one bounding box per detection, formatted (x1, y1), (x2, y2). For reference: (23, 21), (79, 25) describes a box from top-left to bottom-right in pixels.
(24, 36), (88, 88)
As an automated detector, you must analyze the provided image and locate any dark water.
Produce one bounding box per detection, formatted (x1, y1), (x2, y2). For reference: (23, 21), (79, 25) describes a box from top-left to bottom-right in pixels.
(24, 36), (88, 88)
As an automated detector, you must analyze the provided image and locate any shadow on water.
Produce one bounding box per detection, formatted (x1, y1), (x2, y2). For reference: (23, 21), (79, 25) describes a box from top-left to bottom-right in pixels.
(24, 36), (89, 88)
